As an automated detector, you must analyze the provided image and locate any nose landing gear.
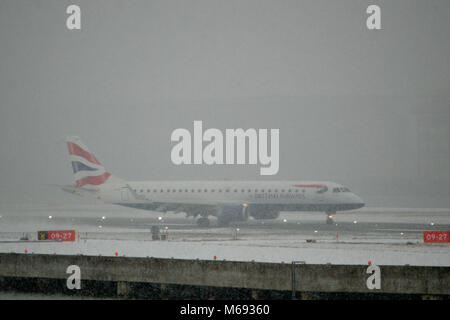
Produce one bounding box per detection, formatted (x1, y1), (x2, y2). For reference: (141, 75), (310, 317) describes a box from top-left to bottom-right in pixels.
(325, 212), (335, 225)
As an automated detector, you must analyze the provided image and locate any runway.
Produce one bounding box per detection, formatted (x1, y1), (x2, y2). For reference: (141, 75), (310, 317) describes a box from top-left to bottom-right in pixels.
(0, 203), (449, 266)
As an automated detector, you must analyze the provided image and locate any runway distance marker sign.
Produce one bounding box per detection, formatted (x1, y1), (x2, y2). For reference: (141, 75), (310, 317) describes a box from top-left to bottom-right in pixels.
(38, 230), (76, 242)
(423, 231), (449, 243)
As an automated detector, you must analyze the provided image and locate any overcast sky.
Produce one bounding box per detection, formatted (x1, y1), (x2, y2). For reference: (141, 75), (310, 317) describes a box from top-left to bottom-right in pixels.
(0, 0), (449, 207)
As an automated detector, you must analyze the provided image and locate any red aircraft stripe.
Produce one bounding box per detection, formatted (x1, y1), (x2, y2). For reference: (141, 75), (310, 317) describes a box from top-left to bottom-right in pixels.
(75, 172), (111, 187)
(67, 142), (101, 165)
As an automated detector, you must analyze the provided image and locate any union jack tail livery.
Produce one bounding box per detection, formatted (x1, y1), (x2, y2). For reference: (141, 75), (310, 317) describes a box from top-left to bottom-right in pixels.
(66, 136), (119, 188)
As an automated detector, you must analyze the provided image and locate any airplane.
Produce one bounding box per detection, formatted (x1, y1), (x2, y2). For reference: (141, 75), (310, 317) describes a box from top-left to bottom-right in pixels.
(62, 136), (365, 227)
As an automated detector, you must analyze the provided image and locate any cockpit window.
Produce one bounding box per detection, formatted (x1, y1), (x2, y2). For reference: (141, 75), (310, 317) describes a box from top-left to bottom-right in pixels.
(333, 187), (351, 193)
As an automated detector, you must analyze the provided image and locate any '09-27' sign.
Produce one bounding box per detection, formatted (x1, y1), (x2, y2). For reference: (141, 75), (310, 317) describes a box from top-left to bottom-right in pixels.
(38, 230), (76, 242)
(423, 231), (450, 243)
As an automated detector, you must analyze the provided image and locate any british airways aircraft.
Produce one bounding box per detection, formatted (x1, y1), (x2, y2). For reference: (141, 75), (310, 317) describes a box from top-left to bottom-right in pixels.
(62, 136), (365, 227)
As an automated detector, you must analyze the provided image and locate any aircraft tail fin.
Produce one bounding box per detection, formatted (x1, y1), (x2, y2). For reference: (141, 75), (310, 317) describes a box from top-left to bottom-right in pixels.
(66, 136), (123, 188)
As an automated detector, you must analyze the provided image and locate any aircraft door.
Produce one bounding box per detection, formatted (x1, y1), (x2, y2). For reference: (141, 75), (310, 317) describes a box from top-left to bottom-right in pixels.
(121, 188), (129, 201)
(315, 185), (328, 203)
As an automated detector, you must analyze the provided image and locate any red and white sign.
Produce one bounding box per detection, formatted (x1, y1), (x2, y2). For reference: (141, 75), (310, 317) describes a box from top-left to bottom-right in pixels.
(423, 231), (450, 243)
(48, 230), (76, 242)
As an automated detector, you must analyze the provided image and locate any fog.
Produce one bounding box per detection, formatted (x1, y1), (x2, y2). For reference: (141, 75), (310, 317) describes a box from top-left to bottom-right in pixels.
(0, 0), (449, 207)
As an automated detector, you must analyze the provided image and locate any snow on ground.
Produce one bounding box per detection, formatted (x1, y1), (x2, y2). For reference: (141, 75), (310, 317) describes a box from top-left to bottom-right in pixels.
(0, 203), (449, 266)
(0, 237), (449, 266)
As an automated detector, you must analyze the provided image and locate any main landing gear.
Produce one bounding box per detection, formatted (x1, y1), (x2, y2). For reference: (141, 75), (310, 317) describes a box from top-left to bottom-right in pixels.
(197, 217), (210, 227)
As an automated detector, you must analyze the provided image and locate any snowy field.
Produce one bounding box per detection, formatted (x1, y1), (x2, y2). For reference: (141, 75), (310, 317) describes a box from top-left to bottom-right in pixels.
(0, 203), (449, 266)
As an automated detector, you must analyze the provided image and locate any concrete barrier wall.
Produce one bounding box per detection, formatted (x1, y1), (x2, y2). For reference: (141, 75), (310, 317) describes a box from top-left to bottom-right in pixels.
(0, 253), (448, 295)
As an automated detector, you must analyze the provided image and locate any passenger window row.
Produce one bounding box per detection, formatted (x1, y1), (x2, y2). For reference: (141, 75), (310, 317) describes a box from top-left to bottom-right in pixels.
(133, 188), (303, 194)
